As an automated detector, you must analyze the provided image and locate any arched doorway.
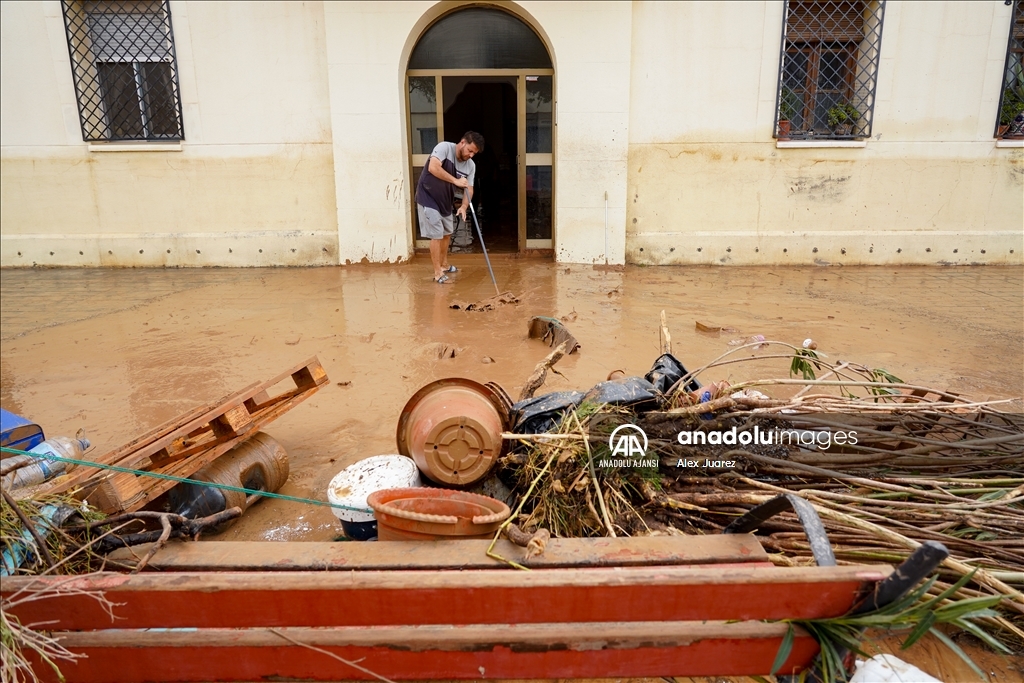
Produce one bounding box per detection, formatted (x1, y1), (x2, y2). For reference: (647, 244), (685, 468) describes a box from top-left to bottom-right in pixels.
(406, 7), (553, 255)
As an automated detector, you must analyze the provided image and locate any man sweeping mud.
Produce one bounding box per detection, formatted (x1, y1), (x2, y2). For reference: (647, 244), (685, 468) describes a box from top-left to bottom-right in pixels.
(415, 131), (484, 283)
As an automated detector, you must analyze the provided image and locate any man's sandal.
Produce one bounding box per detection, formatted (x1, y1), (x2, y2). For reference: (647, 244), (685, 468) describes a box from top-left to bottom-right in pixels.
(442, 265), (458, 273)
(434, 274), (452, 284)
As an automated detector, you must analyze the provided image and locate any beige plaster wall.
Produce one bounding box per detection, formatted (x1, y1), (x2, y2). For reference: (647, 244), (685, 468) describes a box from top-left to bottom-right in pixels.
(1, 0), (339, 267)
(625, 1), (1024, 265)
(3, 1), (1021, 268)
(528, 1), (632, 264)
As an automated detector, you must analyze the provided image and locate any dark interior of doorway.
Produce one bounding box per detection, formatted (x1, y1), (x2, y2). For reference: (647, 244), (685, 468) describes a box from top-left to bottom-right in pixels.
(442, 77), (518, 253)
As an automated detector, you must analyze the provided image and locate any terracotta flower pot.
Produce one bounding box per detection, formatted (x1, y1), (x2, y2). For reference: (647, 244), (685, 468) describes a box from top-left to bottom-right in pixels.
(777, 119), (792, 138)
(396, 378), (509, 487)
(368, 487), (510, 541)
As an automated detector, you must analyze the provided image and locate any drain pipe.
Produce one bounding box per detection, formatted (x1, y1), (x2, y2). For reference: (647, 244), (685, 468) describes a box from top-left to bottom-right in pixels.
(604, 190), (609, 265)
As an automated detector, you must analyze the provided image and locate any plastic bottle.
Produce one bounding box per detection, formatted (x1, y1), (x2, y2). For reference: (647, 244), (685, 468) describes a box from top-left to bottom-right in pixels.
(168, 432), (289, 528)
(2, 436), (90, 490)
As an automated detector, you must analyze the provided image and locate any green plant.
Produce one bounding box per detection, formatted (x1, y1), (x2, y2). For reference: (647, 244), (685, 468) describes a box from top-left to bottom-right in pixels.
(868, 367), (904, 397)
(770, 569), (1011, 682)
(779, 87), (801, 121)
(826, 102), (861, 129)
(789, 348), (822, 380)
(999, 87), (1024, 126)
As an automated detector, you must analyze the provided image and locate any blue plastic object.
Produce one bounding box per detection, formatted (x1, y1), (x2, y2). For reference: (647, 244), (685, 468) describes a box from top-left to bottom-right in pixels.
(0, 408), (44, 451)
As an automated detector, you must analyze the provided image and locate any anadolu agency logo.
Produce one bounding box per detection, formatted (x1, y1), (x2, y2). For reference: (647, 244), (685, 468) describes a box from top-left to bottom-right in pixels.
(598, 424), (658, 468)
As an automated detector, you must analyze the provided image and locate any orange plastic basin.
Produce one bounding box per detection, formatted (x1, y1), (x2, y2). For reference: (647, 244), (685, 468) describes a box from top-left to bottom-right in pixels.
(368, 487), (511, 541)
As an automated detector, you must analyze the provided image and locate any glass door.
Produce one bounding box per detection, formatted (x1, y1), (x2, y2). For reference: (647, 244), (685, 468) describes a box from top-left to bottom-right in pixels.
(407, 69), (554, 253)
(408, 76), (441, 242)
(524, 75), (553, 249)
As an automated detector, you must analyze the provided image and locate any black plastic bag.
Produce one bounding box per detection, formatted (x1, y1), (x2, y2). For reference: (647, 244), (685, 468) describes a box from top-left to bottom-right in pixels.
(511, 390), (584, 434)
(582, 377), (660, 411)
(645, 353), (702, 395)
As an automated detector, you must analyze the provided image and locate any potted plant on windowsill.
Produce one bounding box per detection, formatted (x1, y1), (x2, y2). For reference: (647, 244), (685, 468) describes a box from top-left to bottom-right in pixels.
(826, 102), (860, 137)
(998, 88), (1024, 137)
(777, 87), (800, 138)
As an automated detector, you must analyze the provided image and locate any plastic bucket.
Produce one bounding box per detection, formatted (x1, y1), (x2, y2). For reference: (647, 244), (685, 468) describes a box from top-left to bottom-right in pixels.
(327, 455), (421, 540)
(367, 487), (510, 541)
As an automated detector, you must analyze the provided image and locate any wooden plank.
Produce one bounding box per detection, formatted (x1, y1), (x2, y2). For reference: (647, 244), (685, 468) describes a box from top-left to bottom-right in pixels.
(264, 356), (329, 392)
(3, 565), (891, 631)
(85, 471), (144, 513)
(28, 622), (820, 682)
(106, 536), (772, 571)
(211, 403), (254, 438)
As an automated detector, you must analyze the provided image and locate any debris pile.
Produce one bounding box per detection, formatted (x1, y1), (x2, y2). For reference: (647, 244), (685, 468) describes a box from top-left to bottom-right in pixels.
(496, 337), (1024, 648)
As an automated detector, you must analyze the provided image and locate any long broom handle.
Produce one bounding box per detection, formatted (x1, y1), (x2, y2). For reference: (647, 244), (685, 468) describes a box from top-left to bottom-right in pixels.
(468, 202), (501, 296)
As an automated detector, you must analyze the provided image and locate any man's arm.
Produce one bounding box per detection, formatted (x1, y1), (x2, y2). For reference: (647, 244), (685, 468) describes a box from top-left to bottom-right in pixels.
(428, 156), (469, 189)
(457, 187), (473, 220)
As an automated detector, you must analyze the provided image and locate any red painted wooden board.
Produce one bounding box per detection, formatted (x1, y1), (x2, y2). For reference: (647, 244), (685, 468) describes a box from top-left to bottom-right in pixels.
(32, 623), (822, 682)
(4, 565), (889, 631)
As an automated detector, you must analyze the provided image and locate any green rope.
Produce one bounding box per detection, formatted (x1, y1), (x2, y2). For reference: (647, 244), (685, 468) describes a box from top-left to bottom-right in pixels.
(0, 445), (372, 515)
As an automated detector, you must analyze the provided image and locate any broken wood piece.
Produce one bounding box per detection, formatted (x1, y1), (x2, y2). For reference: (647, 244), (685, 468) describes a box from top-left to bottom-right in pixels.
(518, 340), (571, 402)
(503, 524), (551, 559)
(695, 320), (737, 334)
(660, 309), (672, 355)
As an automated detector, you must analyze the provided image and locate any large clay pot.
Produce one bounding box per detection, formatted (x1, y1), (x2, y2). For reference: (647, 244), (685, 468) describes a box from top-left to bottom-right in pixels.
(368, 487), (510, 541)
(396, 378), (509, 487)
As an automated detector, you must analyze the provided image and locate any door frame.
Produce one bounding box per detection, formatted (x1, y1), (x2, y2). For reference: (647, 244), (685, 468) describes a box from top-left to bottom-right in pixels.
(406, 68), (555, 254)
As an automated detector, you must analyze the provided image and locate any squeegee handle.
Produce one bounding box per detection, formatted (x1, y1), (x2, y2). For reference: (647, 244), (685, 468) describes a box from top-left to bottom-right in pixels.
(468, 203), (500, 296)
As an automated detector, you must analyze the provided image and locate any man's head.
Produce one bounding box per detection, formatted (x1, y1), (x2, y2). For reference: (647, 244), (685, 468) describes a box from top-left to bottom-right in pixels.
(456, 131), (485, 161)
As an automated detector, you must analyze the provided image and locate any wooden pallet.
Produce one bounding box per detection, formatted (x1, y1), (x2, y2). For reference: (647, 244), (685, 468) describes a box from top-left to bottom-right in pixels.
(42, 357), (328, 513)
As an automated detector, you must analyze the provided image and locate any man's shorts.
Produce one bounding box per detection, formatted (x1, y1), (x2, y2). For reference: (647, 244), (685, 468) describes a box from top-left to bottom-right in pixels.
(417, 205), (454, 240)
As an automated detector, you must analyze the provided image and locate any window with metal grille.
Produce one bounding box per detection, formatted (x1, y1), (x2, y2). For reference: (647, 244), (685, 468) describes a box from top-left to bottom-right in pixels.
(774, 1), (885, 140)
(996, 1), (1024, 138)
(61, 0), (184, 142)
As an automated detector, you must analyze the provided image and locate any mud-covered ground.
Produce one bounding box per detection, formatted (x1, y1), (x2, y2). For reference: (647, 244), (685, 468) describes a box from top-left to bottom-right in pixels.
(2, 261), (1022, 681)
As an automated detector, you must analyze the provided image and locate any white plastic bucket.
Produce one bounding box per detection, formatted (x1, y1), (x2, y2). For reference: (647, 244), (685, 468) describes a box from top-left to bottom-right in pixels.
(327, 455), (422, 540)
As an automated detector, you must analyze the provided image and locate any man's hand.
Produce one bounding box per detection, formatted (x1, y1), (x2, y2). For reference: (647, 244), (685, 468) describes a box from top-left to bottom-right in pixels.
(457, 202), (468, 221)
(427, 157), (469, 189)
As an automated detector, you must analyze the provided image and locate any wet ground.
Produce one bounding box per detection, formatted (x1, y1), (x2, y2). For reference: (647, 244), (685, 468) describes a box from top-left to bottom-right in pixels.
(1, 261), (1022, 681)
(2, 261), (1022, 542)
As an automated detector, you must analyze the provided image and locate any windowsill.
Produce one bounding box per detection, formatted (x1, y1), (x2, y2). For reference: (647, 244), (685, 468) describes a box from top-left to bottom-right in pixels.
(88, 141), (182, 152)
(995, 139), (1024, 148)
(776, 140), (867, 148)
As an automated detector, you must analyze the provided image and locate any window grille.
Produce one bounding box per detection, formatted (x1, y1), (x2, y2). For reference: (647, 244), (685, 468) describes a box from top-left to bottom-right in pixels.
(61, 0), (184, 142)
(409, 8), (552, 70)
(996, 1), (1024, 138)
(774, 1), (885, 140)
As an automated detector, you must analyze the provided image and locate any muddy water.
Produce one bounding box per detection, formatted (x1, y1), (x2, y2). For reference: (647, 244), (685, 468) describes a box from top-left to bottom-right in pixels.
(2, 262), (1022, 543)
(1, 262), (1022, 680)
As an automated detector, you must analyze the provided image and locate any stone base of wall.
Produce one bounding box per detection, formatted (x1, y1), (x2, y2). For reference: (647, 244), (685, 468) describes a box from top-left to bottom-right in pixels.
(627, 231), (1024, 266)
(1, 231), (339, 268)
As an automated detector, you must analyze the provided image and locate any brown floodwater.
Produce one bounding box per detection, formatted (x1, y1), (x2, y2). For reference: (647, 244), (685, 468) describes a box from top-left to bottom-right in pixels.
(2, 261), (1022, 542)
(1, 261), (1022, 680)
